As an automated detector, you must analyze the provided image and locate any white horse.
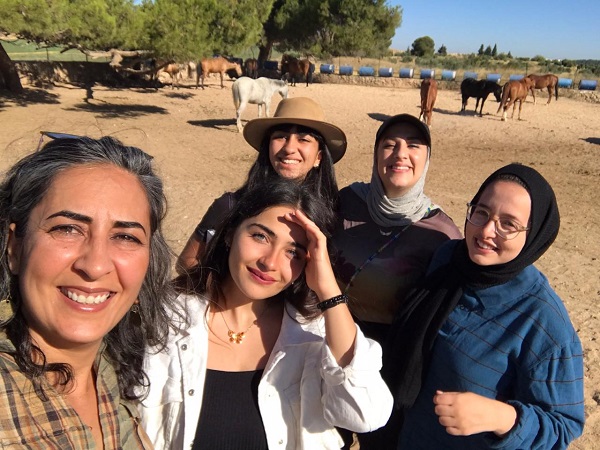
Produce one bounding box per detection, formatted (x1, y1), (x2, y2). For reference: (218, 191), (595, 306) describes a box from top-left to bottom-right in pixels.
(232, 77), (288, 132)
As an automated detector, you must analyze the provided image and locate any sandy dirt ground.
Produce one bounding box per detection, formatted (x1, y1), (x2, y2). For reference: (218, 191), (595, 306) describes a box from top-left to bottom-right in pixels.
(1, 78), (599, 448)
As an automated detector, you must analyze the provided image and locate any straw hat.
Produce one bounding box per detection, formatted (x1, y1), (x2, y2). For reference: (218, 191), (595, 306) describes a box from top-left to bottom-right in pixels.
(242, 97), (348, 163)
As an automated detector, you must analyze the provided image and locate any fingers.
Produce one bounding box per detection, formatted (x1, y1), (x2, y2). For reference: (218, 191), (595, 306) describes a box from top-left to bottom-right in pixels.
(285, 209), (323, 240)
(433, 390), (458, 406)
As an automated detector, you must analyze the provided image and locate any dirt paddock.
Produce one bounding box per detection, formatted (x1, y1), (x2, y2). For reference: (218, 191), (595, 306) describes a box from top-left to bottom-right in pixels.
(1, 79), (599, 448)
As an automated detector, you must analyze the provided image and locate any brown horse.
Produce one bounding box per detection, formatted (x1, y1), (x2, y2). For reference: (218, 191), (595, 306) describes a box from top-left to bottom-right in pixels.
(280, 54), (313, 87)
(244, 58), (259, 79)
(196, 56), (243, 89)
(161, 63), (185, 89)
(419, 78), (438, 126)
(526, 74), (559, 105)
(497, 77), (536, 121)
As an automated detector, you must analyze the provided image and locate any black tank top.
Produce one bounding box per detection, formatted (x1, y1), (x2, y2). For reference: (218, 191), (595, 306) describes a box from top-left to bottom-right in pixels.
(192, 369), (268, 450)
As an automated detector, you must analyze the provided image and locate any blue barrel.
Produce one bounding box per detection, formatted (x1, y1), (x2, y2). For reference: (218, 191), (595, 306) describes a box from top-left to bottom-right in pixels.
(486, 73), (502, 83)
(339, 65), (353, 75)
(399, 68), (414, 78)
(378, 67), (393, 77)
(263, 60), (279, 71)
(558, 78), (572, 88)
(463, 71), (478, 80)
(358, 66), (375, 76)
(441, 70), (456, 81)
(509, 74), (524, 81)
(579, 79), (597, 91)
(420, 69), (435, 79)
(320, 64), (335, 74)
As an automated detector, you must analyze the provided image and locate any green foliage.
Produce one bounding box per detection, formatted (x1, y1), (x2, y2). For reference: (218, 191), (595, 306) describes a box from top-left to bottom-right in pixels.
(532, 54), (546, 63)
(265, 0), (402, 58)
(0, 0), (145, 50)
(484, 45), (492, 56)
(411, 36), (434, 57)
(437, 44), (447, 56)
(401, 53), (413, 63)
(492, 44), (497, 57)
(576, 60), (600, 76)
(478, 44), (484, 56)
(145, 0), (273, 60)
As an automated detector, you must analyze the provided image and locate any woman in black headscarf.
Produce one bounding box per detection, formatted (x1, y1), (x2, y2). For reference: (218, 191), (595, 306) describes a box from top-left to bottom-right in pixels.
(386, 163), (584, 449)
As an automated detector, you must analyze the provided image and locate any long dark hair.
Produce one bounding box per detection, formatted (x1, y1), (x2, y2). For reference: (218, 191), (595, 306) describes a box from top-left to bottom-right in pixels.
(239, 124), (339, 232)
(178, 178), (336, 319)
(0, 136), (178, 400)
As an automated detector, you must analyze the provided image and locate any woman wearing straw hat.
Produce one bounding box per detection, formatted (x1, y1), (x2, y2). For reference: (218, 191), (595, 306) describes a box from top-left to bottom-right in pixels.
(176, 97), (347, 273)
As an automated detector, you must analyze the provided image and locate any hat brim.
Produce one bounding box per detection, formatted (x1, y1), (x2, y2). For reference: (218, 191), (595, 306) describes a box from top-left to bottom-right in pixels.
(243, 117), (347, 163)
(375, 114), (432, 149)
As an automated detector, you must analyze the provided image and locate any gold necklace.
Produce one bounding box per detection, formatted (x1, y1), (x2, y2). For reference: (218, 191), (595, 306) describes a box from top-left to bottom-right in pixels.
(219, 304), (270, 344)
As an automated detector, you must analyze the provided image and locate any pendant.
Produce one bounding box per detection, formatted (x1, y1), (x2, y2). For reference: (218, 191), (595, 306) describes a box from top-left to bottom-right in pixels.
(228, 330), (245, 344)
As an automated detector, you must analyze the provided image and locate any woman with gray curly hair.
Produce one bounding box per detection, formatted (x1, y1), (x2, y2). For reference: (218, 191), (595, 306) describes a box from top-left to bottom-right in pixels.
(0, 136), (178, 449)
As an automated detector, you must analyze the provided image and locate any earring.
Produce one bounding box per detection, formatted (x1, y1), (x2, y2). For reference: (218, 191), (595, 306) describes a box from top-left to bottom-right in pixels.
(0, 297), (14, 322)
(313, 163), (320, 168)
(130, 302), (141, 327)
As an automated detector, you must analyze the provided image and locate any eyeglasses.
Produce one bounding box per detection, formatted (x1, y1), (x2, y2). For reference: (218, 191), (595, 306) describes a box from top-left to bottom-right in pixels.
(466, 203), (529, 240)
(37, 131), (83, 151)
(36, 131), (154, 160)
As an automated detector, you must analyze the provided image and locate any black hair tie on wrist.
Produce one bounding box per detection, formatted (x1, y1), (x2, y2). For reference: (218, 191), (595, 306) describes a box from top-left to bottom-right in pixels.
(317, 294), (348, 311)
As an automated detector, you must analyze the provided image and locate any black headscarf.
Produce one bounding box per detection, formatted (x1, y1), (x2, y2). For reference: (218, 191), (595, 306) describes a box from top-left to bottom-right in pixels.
(383, 163), (560, 409)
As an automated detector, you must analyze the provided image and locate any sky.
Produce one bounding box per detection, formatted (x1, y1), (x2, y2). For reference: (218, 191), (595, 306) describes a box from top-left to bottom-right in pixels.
(388, 0), (599, 60)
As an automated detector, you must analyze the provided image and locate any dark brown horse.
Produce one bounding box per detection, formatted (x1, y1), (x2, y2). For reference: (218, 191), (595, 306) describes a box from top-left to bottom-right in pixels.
(244, 58), (259, 79)
(280, 54), (313, 87)
(497, 77), (536, 121)
(526, 74), (559, 105)
(460, 78), (503, 116)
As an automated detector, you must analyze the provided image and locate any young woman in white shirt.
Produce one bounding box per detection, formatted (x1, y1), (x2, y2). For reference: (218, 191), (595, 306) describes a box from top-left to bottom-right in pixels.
(140, 178), (393, 450)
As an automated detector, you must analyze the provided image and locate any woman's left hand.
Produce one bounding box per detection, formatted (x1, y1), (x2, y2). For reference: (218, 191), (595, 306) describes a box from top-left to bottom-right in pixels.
(433, 391), (517, 437)
(285, 209), (341, 300)
(286, 209), (356, 367)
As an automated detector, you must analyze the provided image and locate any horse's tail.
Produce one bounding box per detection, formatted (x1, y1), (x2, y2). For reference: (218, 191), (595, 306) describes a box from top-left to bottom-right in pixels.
(232, 82), (240, 109)
(555, 76), (559, 101)
(497, 83), (510, 114)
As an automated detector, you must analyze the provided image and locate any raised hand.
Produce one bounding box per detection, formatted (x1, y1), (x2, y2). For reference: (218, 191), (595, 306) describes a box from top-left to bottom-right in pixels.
(285, 209), (340, 300)
(285, 209), (356, 366)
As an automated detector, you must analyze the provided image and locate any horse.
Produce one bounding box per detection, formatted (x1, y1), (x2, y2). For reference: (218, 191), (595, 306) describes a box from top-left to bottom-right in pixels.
(280, 54), (313, 87)
(232, 77), (288, 133)
(496, 77), (536, 121)
(244, 58), (259, 79)
(160, 63), (186, 89)
(460, 78), (503, 116)
(526, 74), (559, 105)
(418, 78), (438, 126)
(196, 56), (243, 89)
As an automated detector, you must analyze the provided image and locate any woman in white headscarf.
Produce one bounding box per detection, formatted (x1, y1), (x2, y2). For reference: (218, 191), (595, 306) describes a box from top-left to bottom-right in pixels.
(332, 113), (461, 450)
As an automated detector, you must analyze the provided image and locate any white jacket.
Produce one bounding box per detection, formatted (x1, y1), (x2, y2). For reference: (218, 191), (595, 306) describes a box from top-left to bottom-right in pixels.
(139, 295), (393, 450)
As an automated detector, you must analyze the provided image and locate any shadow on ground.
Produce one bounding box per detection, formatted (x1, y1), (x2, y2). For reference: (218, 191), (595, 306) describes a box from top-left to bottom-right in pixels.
(582, 137), (600, 146)
(188, 118), (237, 132)
(0, 88), (60, 110)
(65, 100), (168, 118)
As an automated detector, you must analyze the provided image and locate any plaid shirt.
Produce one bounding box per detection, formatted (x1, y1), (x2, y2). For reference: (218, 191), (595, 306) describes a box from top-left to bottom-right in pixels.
(0, 333), (153, 449)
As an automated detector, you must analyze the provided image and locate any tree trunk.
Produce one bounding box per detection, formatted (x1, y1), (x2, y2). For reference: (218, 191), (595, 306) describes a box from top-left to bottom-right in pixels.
(0, 43), (24, 93)
(257, 40), (274, 68)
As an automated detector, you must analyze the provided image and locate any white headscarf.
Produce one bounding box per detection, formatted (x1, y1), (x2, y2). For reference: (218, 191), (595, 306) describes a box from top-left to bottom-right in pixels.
(351, 149), (437, 228)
